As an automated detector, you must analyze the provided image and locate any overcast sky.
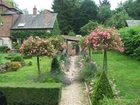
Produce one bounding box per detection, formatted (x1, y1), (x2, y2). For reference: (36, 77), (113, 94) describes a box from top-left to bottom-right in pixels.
(13, 0), (127, 14)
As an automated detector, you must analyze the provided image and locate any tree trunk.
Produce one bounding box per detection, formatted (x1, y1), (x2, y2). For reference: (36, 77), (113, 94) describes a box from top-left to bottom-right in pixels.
(103, 49), (107, 71)
(89, 46), (91, 59)
(37, 56), (41, 79)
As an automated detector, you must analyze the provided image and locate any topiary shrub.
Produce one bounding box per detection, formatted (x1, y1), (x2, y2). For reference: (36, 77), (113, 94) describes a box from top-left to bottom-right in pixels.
(51, 56), (61, 74)
(92, 71), (114, 105)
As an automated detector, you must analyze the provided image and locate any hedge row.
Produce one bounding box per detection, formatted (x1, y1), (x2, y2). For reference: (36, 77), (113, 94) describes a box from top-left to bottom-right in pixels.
(119, 26), (140, 60)
(0, 83), (62, 105)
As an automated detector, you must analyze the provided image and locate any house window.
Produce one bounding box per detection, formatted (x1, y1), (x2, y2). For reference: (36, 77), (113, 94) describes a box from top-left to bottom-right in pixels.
(18, 23), (25, 27)
(0, 39), (3, 46)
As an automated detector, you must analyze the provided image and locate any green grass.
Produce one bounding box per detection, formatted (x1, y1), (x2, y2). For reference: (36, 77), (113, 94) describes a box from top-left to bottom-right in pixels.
(0, 53), (52, 83)
(92, 51), (140, 99)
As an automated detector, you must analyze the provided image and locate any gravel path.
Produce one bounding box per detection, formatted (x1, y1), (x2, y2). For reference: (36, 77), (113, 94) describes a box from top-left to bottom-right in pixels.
(59, 56), (88, 105)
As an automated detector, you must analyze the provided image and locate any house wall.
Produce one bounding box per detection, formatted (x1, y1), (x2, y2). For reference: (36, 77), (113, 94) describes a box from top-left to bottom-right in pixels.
(0, 15), (13, 37)
(0, 14), (19, 48)
(0, 37), (11, 48)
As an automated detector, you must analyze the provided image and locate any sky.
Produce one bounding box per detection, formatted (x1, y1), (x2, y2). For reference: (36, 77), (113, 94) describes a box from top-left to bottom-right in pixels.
(13, 0), (127, 14)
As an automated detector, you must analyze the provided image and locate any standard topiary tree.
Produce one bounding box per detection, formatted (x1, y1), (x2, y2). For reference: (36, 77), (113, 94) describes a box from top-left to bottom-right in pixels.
(92, 71), (114, 105)
(51, 56), (61, 74)
(20, 36), (55, 79)
(82, 26), (124, 71)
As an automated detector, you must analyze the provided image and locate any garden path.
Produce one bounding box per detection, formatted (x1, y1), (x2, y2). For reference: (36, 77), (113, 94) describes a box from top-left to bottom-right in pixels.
(59, 56), (88, 105)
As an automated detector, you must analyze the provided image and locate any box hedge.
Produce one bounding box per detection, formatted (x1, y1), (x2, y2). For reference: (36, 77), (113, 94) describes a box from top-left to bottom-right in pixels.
(0, 83), (62, 105)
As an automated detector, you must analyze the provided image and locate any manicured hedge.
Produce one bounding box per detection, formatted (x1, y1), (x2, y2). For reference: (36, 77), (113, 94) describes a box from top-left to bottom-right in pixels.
(91, 71), (114, 105)
(119, 26), (140, 60)
(0, 83), (61, 105)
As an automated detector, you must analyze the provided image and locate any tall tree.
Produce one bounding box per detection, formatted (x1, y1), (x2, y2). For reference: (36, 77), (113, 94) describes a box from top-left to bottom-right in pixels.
(74, 0), (98, 34)
(97, 5), (112, 24)
(52, 0), (80, 34)
(122, 0), (140, 19)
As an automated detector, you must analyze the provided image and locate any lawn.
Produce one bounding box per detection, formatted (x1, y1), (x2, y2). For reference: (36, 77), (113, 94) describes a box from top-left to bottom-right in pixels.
(0, 53), (52, 83)
(92, 51), (140, 99)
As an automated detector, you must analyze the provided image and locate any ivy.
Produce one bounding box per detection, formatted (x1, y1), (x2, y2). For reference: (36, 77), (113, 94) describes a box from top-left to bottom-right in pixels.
(11, 29), (52, 39)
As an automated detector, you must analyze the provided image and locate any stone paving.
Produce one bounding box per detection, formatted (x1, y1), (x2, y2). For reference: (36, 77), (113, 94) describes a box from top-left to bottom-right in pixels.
(59, 56), (88, 105)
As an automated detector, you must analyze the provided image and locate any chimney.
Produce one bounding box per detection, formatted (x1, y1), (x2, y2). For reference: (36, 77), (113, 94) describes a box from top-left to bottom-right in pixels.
(33, 5), (37, 15)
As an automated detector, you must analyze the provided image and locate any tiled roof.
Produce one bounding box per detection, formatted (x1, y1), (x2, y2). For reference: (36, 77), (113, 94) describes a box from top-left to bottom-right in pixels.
(11, 13), (57, 29)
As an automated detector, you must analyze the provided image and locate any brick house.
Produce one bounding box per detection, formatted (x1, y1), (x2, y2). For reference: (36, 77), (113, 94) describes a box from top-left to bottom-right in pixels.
(0, 0), (57, 48)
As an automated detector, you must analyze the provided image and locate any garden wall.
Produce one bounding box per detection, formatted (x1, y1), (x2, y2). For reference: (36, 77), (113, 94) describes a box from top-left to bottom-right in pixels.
(0, 83), (62, 105)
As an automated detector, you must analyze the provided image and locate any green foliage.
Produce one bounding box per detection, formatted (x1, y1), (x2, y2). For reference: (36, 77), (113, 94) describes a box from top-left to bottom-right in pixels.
(80, 21), (98, 35)
(68, 30), (76, 36)
(78, 61), (97, 82)
(51, 56), (61, 74)
(5, 53), (24, 65)
(92, 71), (114, 105)
(101, 98), (140, 105)
(119, 0), (140, 19)
(52, 0), (80, 34)
(97, 5), (112, 24)
(105, 10), (131, 29)
(12, 42), (20, 49)
(99, 0), (110, 6)
(119, 26), (140, 59)
(0, 83), (61, 105)
(44, 72), (64, 83)
(75, 0), (98, 33)
(52, 19), (61, 35)
(11, 30), (51, 39)
(0, 46), (9, 53)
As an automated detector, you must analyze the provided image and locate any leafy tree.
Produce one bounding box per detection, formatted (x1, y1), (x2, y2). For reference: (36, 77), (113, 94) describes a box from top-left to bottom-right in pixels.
(116, 0), (140, 19)
(105, 10), (131, 29)
(80, 21), (98, 35)
(99, 0), (110, 6)
(97, 5), (112, 24)
(74, 0), (98, 33)
(52, 0), (80, 34)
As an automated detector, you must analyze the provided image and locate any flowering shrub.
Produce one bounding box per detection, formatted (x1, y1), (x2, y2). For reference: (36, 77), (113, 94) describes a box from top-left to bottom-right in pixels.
(83, 26), (124, 52)
(20, 36), (55, 57)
